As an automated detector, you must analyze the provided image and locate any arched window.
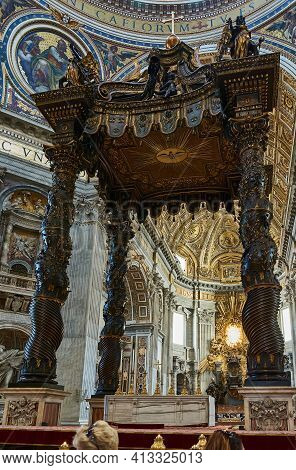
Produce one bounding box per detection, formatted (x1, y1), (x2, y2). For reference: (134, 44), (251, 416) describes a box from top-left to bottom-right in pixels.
(281, 307), (292, 343)
(176, 254), (187, 273)
(173, 312), (185, 345)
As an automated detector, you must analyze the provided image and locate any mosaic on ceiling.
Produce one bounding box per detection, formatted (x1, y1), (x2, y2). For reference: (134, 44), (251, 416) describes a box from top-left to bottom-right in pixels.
(2, 82), (46, 124)
(94, 39), (139, 79)
(0, 0), (33, 22)
(261, 6), (296, 44)
(51, 0), (285, 36)
(18, 32), (74, 93)
(0, 0), (295, 126)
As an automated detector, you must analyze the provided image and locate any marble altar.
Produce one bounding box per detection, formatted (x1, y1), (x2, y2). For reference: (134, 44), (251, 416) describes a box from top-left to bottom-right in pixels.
(104, 395), (215, 426)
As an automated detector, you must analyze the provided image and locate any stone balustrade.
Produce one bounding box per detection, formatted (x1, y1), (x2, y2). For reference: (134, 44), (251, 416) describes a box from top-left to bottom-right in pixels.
(0, 270), (36, 291)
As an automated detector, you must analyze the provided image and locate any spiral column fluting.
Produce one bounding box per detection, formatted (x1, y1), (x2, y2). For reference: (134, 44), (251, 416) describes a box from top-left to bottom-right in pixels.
(230, 115), (290, 386)
(18, 140), (80, 386)
(95, 208), (134, 396)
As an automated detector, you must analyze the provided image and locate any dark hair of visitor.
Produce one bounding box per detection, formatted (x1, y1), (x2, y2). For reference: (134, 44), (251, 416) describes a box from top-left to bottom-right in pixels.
(205, 430), (243, 450)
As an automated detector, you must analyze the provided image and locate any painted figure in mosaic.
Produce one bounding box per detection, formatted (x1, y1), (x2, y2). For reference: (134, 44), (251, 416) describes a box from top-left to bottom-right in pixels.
(96, 41), (138, 79)
(0, 0), (30, 22)
(32, 39), (69, 91)
(17, 34), (43, 86)
(18, 34), (70, 92)
(266, 7), (296, 43)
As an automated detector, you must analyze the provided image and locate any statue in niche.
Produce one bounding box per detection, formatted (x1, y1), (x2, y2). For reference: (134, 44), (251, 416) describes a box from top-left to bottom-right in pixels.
(4, 296), (26, 312)
(0, 345), (23, 388)
(9, 195), (23, 210)
(11, 296), (23, 313)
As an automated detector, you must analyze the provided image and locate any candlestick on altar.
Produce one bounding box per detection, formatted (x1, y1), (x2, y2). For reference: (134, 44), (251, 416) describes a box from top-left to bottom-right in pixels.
(154, 361), (162, 395)
(142, 371), (148, 395)
(115, 371), (123, 395)
(168, 370), (175, 395)
(128, 372), (135, 395)
(181, 371), (188, 396)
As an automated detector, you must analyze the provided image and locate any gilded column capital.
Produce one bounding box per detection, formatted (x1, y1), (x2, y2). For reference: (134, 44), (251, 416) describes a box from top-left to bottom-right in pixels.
(229, 114), (269, 147)
(229, 114), (269, 154)
(45, 140), (79, 167)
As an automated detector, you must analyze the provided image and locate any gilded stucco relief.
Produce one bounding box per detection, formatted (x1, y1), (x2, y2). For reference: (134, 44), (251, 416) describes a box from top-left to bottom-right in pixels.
(158, 204), (242, 284)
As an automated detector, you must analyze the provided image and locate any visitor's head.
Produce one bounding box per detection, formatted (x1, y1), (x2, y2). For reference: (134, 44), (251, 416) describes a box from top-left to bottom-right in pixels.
(205, 430), (243, 450)
(73, 420), (119, 450)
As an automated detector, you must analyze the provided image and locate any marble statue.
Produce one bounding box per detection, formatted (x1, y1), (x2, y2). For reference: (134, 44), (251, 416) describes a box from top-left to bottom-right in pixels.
(0, 345), (23, 388)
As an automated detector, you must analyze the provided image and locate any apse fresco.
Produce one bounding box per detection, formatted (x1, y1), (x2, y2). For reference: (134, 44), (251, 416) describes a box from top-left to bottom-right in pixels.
(17, 32), (73, 92)
(0, 0), (32, 22)
(264, 7), (296, 44)
(94, 39), (138, 79)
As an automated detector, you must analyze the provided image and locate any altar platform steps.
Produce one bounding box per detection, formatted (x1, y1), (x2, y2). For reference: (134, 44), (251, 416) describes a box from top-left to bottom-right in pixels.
(0, 425), (296, 450)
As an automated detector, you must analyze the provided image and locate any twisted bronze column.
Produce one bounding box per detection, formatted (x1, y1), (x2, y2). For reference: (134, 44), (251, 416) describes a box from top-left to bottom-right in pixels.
(230, 115), (290, 386)
(18, 139), (80, 387)
(95, 208), (134, 396)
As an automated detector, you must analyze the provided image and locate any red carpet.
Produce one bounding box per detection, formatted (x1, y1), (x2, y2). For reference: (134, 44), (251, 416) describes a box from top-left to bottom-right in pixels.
(0, 425), (295, 450)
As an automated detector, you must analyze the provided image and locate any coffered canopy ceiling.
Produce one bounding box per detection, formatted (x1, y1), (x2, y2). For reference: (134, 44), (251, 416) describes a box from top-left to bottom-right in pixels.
(102, 117), (238, 207)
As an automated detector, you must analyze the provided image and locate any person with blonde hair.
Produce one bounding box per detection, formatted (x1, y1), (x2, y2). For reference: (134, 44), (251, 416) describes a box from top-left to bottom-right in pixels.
(73, 420), (119, 450)
(205, 430), (243, 450)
